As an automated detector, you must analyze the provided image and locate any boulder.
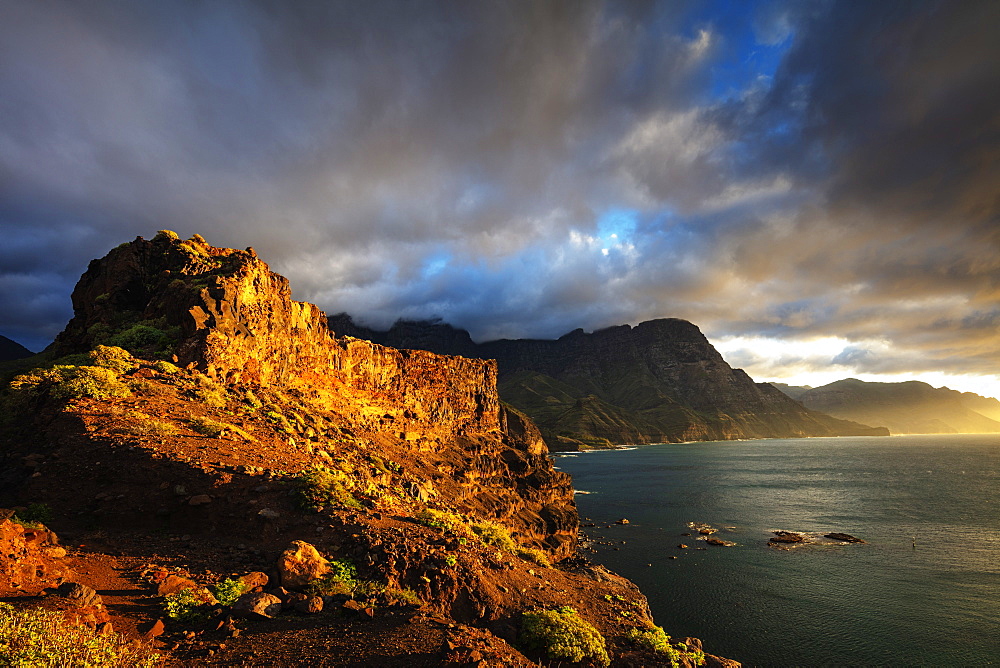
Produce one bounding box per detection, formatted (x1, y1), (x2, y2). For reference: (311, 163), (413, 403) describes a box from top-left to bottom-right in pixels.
(278, 540), (331, 589)
(157, 574), (200, 596)
(238, 571), (269, 590)
(294, 595), (324, 614)
(231, 592), (283, 619)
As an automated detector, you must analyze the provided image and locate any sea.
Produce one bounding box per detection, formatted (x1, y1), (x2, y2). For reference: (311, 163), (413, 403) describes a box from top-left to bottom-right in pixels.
(554, 434), (1000, 667)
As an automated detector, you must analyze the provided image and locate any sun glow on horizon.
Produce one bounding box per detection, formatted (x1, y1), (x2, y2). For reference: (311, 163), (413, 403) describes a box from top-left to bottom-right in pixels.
(714, 335), (1000, 401)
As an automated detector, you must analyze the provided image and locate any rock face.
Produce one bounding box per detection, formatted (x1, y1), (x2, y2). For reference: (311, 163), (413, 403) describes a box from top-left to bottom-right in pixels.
(278, 540), (331, 588)
(0, 519), (71, 592)
(330, 316), (889, 449)
(777, 378), (1000, 435)
(50, 232), (576, 557)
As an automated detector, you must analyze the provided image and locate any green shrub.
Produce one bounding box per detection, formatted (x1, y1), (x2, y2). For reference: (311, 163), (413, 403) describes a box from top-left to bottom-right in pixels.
(242, 389), (263, 409)
(52, 366), (131, 400)
(383, 587), (422, 606)
(88, 345), (137, 374)
(188, 417), (241, 438)
(306, 559), (358, 596)
(210, 578), (247, 607)
(295, 466), (363, 511)
(107, 324), (170, 353)
(153, 360), (181, 374)
(517, 547), (551, 568)
(415, 508), (464, 532)
(12, 503), (53, 529)
(162, 589), (209, 624)
(626, 625), (705, 666)
(0, 601), (161, 667)
(471, 520), (517, 552)
(520, 606), (609, 666)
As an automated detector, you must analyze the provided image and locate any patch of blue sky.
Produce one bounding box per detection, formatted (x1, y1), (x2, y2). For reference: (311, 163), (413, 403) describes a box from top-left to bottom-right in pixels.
(682, 0), (795, 103)
(420, 250), (453, 279)
(596, 208), (638, 244)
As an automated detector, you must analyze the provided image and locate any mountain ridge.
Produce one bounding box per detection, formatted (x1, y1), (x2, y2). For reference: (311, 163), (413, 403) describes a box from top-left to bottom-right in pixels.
(775, 378), (1000, 434)
(329, 315), (889, 449)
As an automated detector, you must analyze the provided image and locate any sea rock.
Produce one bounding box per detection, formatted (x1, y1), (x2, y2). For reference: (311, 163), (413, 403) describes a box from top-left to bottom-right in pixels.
(824, 533), (866, 543)
(769, 531), (804, 544)
(705, 538), (734, 546)
(278, 540), (331, 588)
(231, 592), (283, 619)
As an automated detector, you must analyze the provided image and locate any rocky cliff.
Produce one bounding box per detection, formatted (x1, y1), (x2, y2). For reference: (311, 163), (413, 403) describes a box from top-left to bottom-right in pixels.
(49, 231), (574, 556)
(330, 315), (888, 449)
(779, 378), (1000, 434)
(1, 232), (735, 665)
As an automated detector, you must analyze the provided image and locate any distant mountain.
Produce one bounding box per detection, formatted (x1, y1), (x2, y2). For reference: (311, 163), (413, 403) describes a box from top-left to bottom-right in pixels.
(775, 378), (1000, 434)
(0, 335), (33, 361)
(768, 382), (812, 400)
(331, 315), (888, 449)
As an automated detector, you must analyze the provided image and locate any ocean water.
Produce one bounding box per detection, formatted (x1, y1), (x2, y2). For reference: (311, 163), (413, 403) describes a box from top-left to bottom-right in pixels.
(555, 434), (1000, 667)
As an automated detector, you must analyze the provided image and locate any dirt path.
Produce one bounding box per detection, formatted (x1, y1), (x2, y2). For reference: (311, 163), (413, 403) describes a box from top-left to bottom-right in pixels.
(67, 549), (163, 641)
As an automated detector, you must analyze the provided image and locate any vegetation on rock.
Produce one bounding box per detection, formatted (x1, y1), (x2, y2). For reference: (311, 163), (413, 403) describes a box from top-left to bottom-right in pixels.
(520, 606), (610, 666)
(626, 625), (706, 667)
(0, 602), (161, 667)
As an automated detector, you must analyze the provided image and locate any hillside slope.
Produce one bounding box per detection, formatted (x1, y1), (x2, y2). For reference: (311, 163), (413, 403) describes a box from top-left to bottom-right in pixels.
(0, 334), (34, 361)
(331, 316), (888, 449)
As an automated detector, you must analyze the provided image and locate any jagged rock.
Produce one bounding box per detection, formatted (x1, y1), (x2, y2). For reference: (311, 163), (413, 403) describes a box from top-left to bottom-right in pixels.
(294, 595), (323, 614)
(342, 599), (374, 617)
(238, 571), (269, 590)
(231, 592), (283, 618)
(705, 538), (735, 546)
(278, 540), (331, 589)
(0, 519), (72, 592)
(141, 619), (166, 638)
(157, 574), (199, 596)
(55, 582), (100, 608)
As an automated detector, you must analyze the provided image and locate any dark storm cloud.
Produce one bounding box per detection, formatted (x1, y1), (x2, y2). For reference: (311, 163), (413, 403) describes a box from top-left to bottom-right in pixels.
(0, 0), (997, 389)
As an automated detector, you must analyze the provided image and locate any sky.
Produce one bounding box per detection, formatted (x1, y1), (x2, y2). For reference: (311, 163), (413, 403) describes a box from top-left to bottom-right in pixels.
(1, 0), (998, 398)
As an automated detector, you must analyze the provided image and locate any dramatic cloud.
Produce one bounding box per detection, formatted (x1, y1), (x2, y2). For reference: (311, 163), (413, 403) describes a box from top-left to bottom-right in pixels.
(1, 1), (997, 396)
